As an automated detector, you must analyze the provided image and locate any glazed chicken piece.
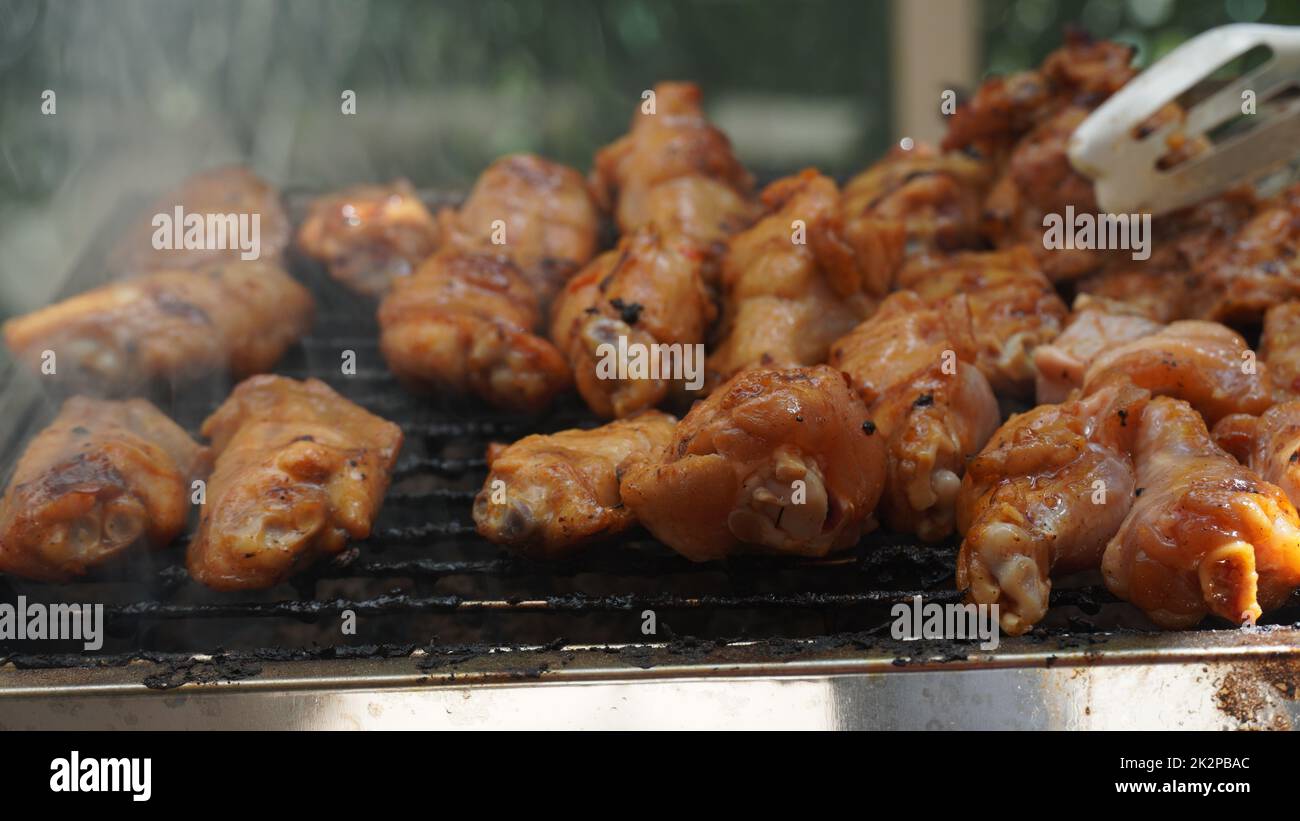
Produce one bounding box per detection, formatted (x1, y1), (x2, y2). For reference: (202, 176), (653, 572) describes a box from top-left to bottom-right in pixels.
(0, 397), (207, 581)
(830, 291), (1000, 541)
(591, 81), (753, 236)
(187, 375), (402, 590)
(639, 175), (759, 255)
(1192, 182), (1300, 324)
(1260, 301), (1300, 398)
(1214, 402), (1300, 513)
(550, 225), (714, 418)
(957, 381), (1150, 636)
(705, 170), (875, 390)
(943, 31), (1136, 160)
(438, 153), (602, 304)
(895, 246), (1067, 399)
(1075, 189), (1259, 323)
(1103, 397), (1300, 629)
(473, 410), (676, 558)
(1033, 296), (1161, 404)
(620, 366), (886, 562)
(110, 166), (291, 272)
(379, 252), (571, 412)
(836, 144), (991, 294)
(297, 179), (440, 297)
(3, 261), (314, 396)
(1080, 320), (1273, 426)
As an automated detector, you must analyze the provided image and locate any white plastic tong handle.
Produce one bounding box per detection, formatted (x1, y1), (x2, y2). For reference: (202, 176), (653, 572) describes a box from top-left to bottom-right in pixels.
(1070, 23), (1300, 216)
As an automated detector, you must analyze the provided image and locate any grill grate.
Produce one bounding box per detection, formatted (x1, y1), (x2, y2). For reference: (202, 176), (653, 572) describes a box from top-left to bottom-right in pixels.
(2, 189), (1298, 676)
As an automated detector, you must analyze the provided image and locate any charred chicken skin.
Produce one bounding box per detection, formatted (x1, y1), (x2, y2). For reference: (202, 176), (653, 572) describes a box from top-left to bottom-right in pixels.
(620, 366), (886, 562)
(0, 397), (208, 581)
(1103, 397), (1300, 629)
(378, 252), (571, 413)
(550, 225), (715, 418)
(1192, 183), (1300, 324)
(830, 291), (1000, 541)
(836, 143), (991, 293)
(1033, 296), (1161, 404)
(3, 261), (314, 396)
(705, 170), (875, 390)
(473, 410), (676, 558)
(187, 375), (402, 591)
(957, 381), (1149, 636)
(437, 153), (602, 304)
(110, 165), (291, 272)
(297, 178), (441, 297)
(895, 246), (1067, 399)
(591, 82), (753, 238)
(1080, 320), (1273, 426)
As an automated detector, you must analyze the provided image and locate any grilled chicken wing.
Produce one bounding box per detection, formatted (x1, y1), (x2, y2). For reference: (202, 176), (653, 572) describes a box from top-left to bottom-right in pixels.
(110, 166), (291, 272)
(1080, 320), (1272, 426)
(297, 179), (440, 297)
(1075, 190), (1259, 323)
(830, 291), (999, 541)
(1103, 396), (1300, 629)
(0, 397), (207, 581)
(957, 381), (1149, 636)
(836, 144), (990, 293)
(378, 252), (571, 412)
(473, 410), (676, 558)
(1192, 183), (1300, 324)
(187, 375), (402, 590)
(705, 170), (875, 389)
(550, 225), (714, 418)
(895, 246), (1067, 399)
(437, 153), (602, 303)
(1261, 301), (1300, 398)
(620, 365), (886, 561)
(1033, 297), (1161, 404)
(639, 175), (759, 256)
(591, 82), (753, 236)
(3, 261), (314, 396)
(943, 31), (1135, 160)
(1214, 402), (1300, 513)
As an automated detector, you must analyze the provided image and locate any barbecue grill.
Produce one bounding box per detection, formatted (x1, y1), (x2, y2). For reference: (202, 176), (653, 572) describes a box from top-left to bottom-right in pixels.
(1, 190), (1299, 731)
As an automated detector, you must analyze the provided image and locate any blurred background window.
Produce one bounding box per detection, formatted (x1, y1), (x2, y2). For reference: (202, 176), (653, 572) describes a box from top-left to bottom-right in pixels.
(2, 0), (1299, 318)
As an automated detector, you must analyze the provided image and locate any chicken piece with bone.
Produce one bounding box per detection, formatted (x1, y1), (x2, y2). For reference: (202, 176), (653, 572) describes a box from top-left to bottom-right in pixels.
(619, 366), (886, 562)
(0, 397), (208, 581)
(379, 252), (572, 413)
(830, 290), (1000, 542)
(473, 410), (676, 558)
(591, 81), (754, 239)
(550, 225), (715, 418)
(1080, 320), (1272, 426)
(297, 178), (441, 297)
(187, 375), (402, 591)
(1191, 182), (1300, 325)
(1033, 296), (1162, 404)
(110, 165), (291, 272)
(1104, 397), (1300, 629)
(704, 170), (876, 391)
(437, 153), (602, 304)
(895, 246), (1067, 399)
(834, 143), (991, 294)
(3, 261), (314, 397)
(956, 380), (1150, 636)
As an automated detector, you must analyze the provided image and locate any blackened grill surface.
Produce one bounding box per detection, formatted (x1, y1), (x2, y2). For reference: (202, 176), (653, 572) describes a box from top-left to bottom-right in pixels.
(2, 189), (1299, 674)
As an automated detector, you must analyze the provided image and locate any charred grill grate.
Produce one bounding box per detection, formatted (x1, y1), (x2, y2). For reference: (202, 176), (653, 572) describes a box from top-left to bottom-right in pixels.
(2, 189), (1298, 675)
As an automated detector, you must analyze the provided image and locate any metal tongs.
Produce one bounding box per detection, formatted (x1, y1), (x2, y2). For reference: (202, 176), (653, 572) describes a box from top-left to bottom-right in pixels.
(1070, 23), (1300, 215)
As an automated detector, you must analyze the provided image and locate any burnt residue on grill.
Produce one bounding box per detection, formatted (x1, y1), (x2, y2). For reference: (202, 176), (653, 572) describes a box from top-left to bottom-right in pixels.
(3, 189), (1300, 687)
